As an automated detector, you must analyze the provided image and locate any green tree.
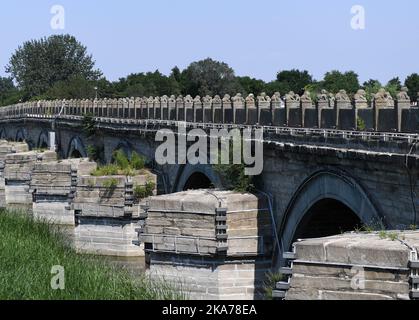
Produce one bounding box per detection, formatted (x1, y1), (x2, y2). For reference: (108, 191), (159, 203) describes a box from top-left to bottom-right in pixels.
(385, 77), (402, 99)
(0, 77), (22, 106)
(362, 79), (382, 101)
(43, 76), (97, 100)
(236, 76), (266, 96)
(276, 69), (313, 95)
(6, 34), (102, 98)
(405, 73), (419, 102)
(323, 70), (360, 95)
(114, 70), (180, 98)
(179, 58), (242, 97)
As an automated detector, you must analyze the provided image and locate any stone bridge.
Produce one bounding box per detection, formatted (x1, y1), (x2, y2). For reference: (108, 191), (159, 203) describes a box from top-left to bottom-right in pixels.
(0, 91), (418, 268)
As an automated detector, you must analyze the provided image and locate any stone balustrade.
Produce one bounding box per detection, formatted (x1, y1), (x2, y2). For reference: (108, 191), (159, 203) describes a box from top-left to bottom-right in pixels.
(0, 88), (417, 133)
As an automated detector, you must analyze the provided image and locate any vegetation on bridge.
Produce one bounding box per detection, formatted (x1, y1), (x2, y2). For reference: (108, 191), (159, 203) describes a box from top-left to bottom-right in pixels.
(90, 150), (156, 200)
(0, 209), (184, 300)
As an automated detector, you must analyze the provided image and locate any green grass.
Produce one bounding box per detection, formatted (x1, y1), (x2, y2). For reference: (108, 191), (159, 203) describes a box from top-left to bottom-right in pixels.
(0, 209), (185, 300)
(91, 150), (147, 177)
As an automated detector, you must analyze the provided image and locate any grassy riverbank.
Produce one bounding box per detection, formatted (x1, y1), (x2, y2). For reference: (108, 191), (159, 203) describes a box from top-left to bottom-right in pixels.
(0, 209), (184, 300)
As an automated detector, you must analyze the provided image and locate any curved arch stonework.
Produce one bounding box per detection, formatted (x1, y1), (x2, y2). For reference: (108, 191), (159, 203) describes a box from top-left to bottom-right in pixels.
(67, 136), (87, 158)
(173, 163), (222, 193)
(15, 129), (28, 142)
(280, 170), (385, 252)
(37, 131), (49, 149)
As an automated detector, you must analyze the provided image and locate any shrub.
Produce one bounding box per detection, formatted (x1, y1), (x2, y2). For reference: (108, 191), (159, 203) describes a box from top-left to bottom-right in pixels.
(263, 272), (284, 300)
(134, 181), (156, 202)
(357, 117), (366, 131)
(213, 139), (255, 193)
(91, 164), (119, 176)
(92, 149), (147, 177)
(87, 145), (100, 161)
(82, 113), (96, 137)
(113, 149), (130, 170)
(131, 151), (145, 170)
(103, 178), (118, 189)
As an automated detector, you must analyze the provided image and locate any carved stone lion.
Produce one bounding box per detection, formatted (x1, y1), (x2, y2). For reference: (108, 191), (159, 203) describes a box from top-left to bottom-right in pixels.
(285, 91), (300, 102)
(301, 90), (312, 103)
(335, 89), (350, 102)
(354, 89), (367, 102)
(397, 86), (410, 101)
(317, 89), (329, 102)
(271, 92), (282, 102)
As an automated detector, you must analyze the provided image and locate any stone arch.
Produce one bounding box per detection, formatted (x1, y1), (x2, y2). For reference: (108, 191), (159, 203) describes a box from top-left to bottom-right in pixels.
(174, 163), (222, 192)
(279, 170), (386, 254)
(37, 131), (49, 149)
(15, 129), (27, 142)
(67, 136), (87, 158)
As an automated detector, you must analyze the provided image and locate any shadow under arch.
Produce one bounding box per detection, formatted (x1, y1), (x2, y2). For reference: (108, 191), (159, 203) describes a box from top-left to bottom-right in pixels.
(0, 129), (6, 140)
(279, 170), (386, 256)
(173, 163), (222, 193)
(16, 129), (27, 143)
(67, 136), (87, 158)
(37, 131), (49, 149)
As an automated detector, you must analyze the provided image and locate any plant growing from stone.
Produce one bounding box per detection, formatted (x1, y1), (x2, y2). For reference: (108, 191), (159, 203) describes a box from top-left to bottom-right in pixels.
(82, 113), (97, 137)
(134, 181), (156, 202)
(91, 150), (147, 177)
(103, 178), (118, 190)
(213, 139), (255, 193)
(357, 117), (366, 131)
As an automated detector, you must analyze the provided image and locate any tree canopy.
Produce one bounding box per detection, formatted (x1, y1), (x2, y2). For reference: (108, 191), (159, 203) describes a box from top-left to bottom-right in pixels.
(6, 34), (102, 98)
(323, 71), (360, 95)
(405, 73), (419, 102)
(1, 35), (419, 105)
(178, 58), (242, 97)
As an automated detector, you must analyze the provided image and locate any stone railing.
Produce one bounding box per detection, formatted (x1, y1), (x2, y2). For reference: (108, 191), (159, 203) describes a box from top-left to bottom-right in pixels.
(0, 89), (418, 133)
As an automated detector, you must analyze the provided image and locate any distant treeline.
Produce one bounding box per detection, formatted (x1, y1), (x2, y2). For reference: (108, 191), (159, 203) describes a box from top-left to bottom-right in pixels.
(1, 34), (419, 107)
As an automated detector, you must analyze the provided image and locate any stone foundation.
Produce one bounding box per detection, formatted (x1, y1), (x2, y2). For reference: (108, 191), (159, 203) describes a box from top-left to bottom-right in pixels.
(148, 254), (272, 300)
(4, 150), (57, 212)
(31, 158), (97, 225)
(0, 141), (29, 208)
(281, 232), (419, 300)
(74, 216), (143, 257)
(141, 190), (273, 300)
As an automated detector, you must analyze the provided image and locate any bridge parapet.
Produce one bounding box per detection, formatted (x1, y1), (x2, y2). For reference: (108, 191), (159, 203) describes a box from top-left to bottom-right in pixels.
(1, 89), (417, 133)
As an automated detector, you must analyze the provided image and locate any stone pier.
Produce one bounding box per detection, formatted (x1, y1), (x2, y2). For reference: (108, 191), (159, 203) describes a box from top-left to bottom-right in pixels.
(4, 150), (57, 212)
(140, 190), (274, 300)
(0, 140), (29, 208)
(30, 158), (97, 225)
(73, 171), (157, 257)
(278, 231), (419, 300)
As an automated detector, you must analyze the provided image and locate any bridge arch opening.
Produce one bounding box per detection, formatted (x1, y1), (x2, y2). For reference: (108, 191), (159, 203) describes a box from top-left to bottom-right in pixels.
(67, 137), (87, 159)
(280, 171), (385, 255)
(70, 149), (83, 159)
(292, 198), (362, 242)
(183, 172), (213, 191)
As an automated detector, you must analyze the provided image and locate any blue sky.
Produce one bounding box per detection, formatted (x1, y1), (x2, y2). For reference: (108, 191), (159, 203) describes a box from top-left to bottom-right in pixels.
(1, 0), (418, 84)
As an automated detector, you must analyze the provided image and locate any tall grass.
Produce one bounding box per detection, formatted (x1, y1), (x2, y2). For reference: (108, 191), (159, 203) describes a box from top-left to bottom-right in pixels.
(0, 209), (185, 300)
